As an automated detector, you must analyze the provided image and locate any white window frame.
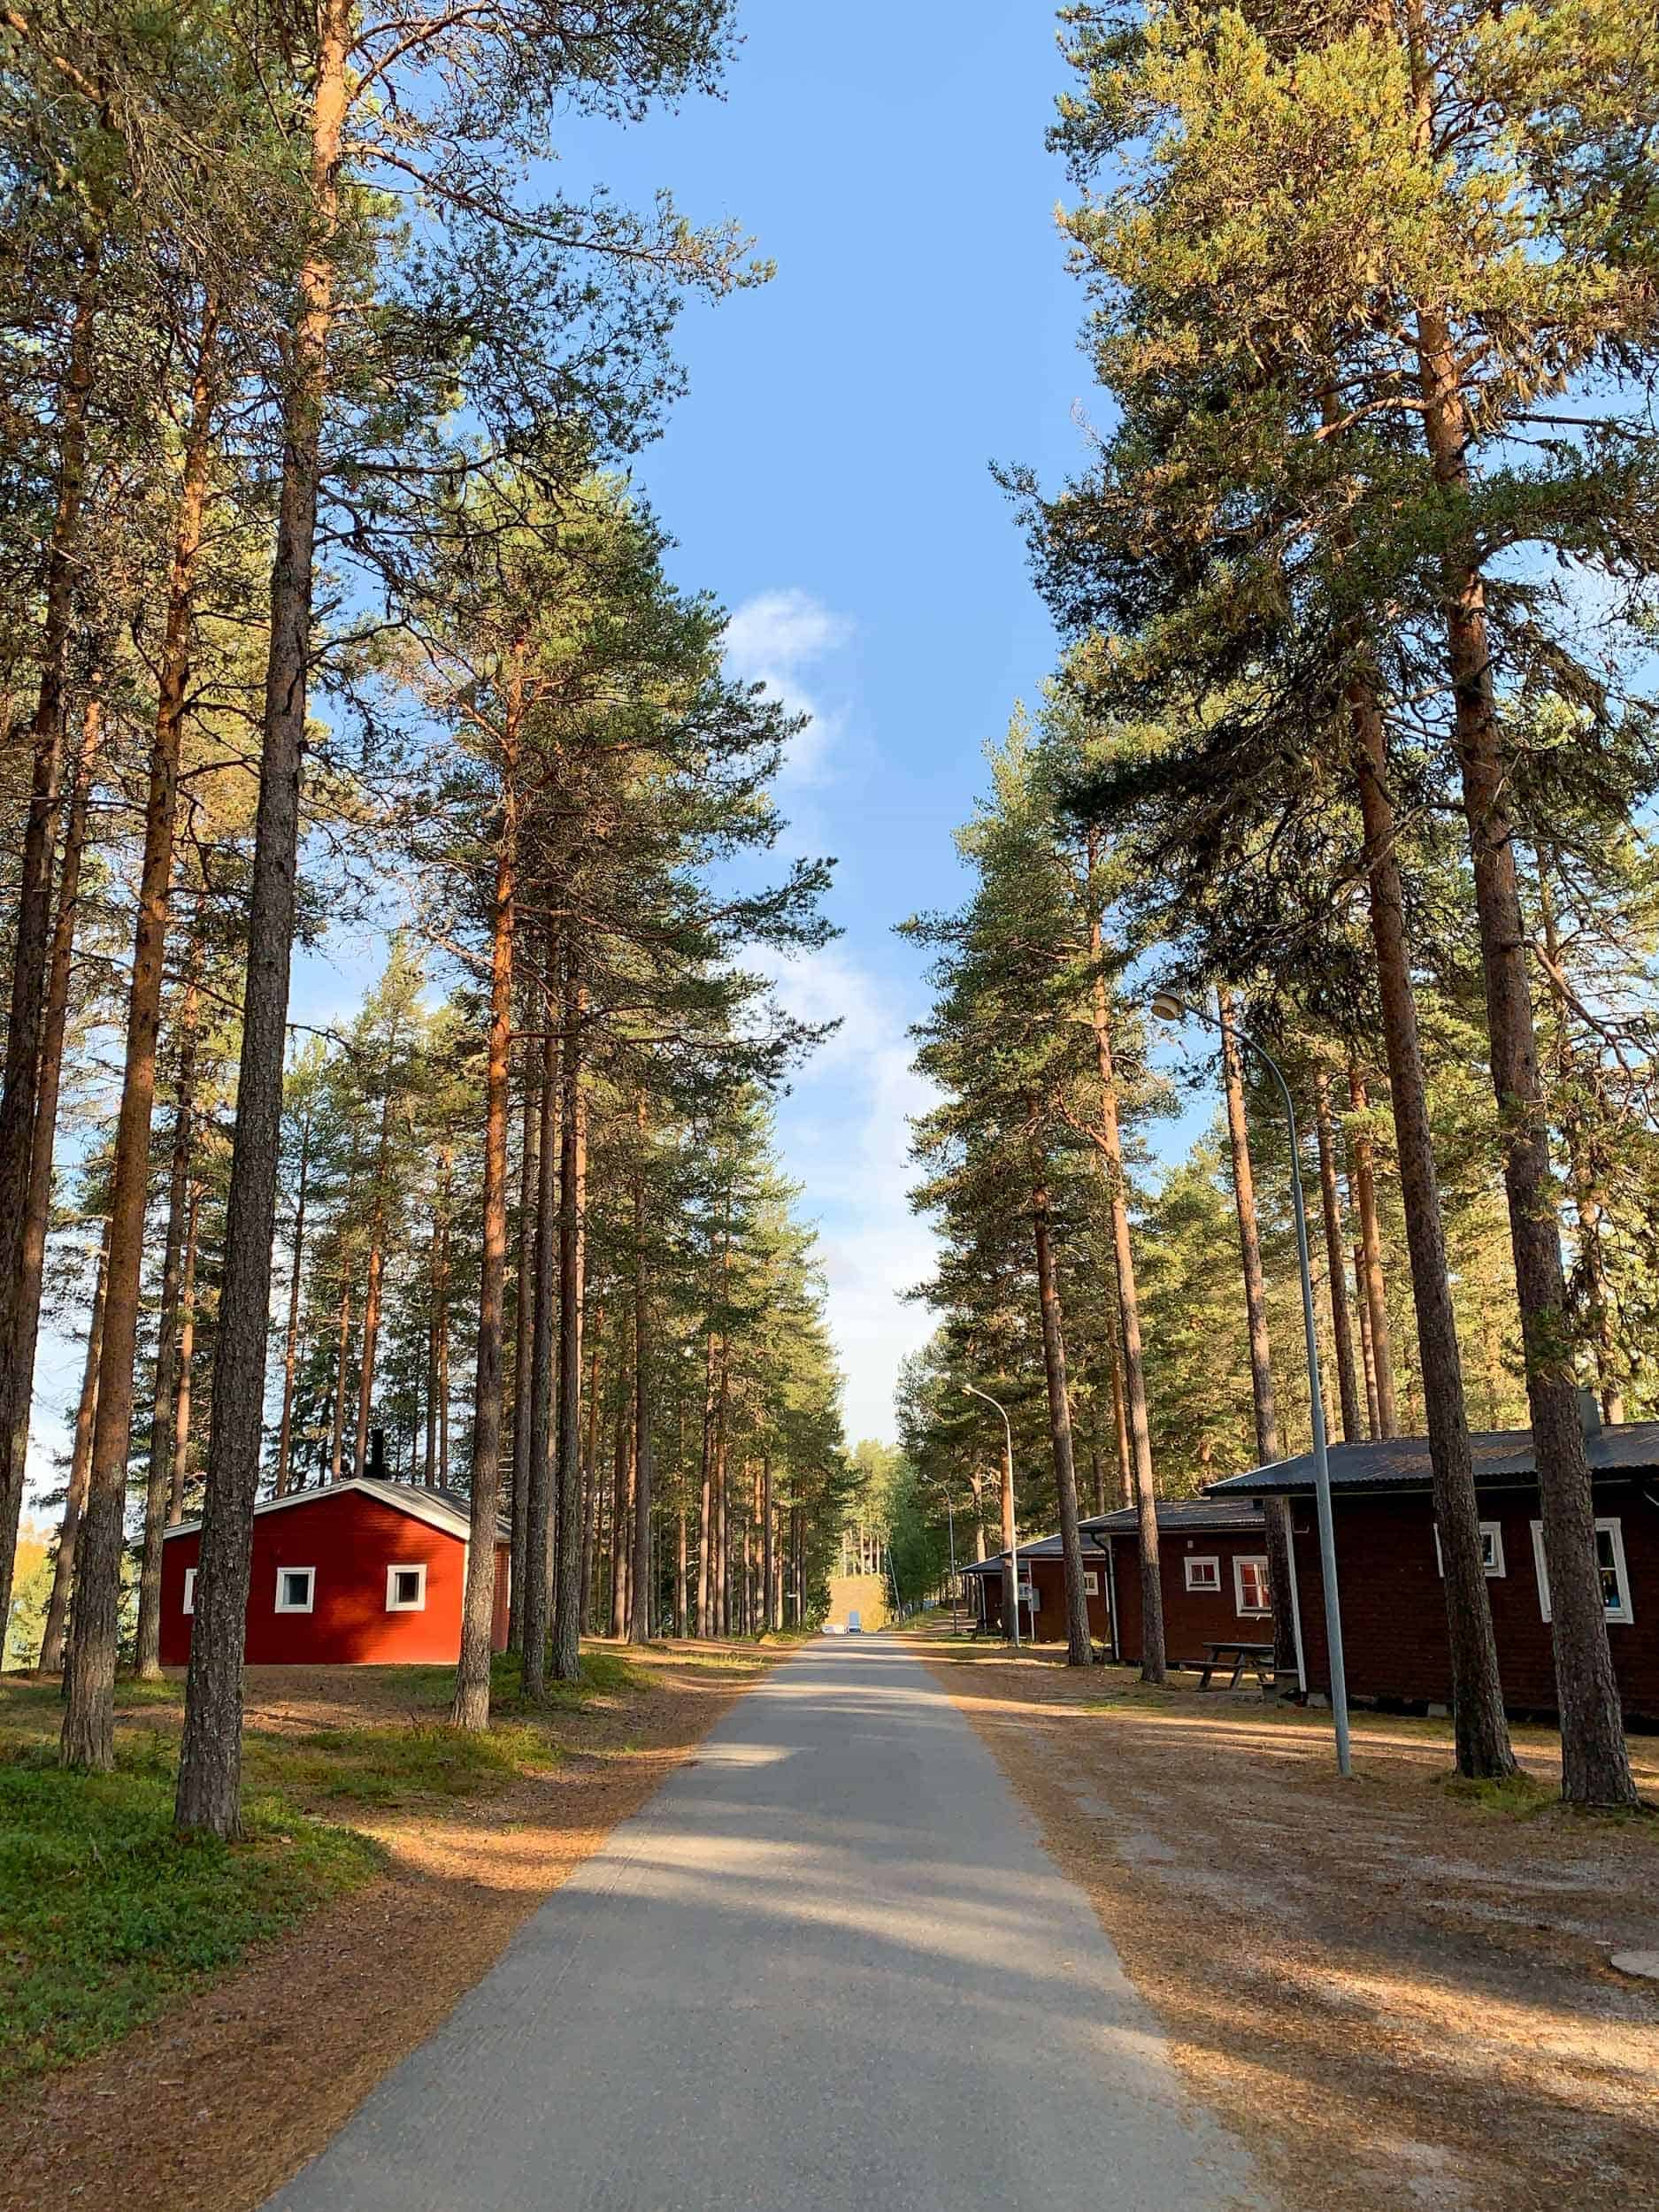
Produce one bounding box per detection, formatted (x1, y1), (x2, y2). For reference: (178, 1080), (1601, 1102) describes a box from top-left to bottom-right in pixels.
(1081, 1569), (1099, 1597)
(182, 1567), (196, 1615)
(385, 1562), (427, 1613)
(1532, 1518), (1633, 1626)
(1233, 1555), (1272, 1617)
(274, 1564), (317, 1615)
(1184, 1555), (1221, 1594)
(1021, 1578), (1040, 1613)
(1433, 1522), (1506, 1578)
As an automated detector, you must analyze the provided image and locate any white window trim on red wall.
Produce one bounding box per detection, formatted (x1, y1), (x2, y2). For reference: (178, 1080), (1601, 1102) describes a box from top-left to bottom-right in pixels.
(1432, 1522), (1507, 1578)
(182, 1568), (196, 1615)
(1184, 1555), (1221, 1593)
(1233, 1555), (1272, 1617)
(275, 1565), (317, 1614)
(1531, 1518), (1633, 1626)
(386, 1563), (427, 1612)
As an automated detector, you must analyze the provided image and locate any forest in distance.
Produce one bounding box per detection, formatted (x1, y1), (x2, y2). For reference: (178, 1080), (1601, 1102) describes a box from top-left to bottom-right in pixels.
(3, 0), (1659, 1874)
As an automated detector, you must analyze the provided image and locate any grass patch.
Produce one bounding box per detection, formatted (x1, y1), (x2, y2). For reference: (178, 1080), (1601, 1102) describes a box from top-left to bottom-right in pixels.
(1436, 1768), (1555, 1819)
(0, 1751), (379, 2087)
(244, 1720), (555, 1808)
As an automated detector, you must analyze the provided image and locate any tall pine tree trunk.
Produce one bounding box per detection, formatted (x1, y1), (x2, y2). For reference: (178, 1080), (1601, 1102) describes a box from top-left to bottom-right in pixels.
(1409, 281), (1628, 1799)
(630, 1102), (654, 1646)
(1344, 1066), (1399, 1432)
(0, 245), (99, 1638)
(1349, 673), (1517, 1779)
(65, 296), (222, 1767)
(550, 959), (588, 1683)
(508, 1035), (541, 1643)
(133, 965), (200, 1678)
(169, 1184), (201, 1522)
(1312, 1064), (1363, 1442)
(1030, 1163), (1093, 1666)
(275, 1085), (315, 1497)
(522, 965), (560, 1694)
(39, 1223), (109, 1677)
(450, 780), (517, 1732)
(1537, 861), (1624, 1423)
(1217, 988), (1298, 1684)
(1085, 889), (1164, 1680)
(176, 19), (352, 1834)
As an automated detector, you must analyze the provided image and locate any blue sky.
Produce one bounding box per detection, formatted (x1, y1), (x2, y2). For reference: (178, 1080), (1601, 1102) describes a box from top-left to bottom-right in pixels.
(538, 2), (1098, 1442)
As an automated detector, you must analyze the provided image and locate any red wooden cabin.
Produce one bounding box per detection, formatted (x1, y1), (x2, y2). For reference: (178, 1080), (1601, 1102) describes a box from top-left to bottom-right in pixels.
(159, 1477), (511, 1668)
(962, 1499), (1275, 1667)
(1205, 1410), (1659, 1720)
(1087, 1499), (1277, 1670)
(960, 1531), (1113, 1642)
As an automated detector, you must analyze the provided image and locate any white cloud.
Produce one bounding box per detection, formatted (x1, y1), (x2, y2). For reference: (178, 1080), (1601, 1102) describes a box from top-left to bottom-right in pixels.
(760, 944), (941, 1447)
(723, 588), (854, 788)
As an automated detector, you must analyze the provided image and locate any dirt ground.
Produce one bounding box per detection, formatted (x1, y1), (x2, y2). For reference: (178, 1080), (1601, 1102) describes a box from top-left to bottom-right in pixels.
(913, 1628), (1659, 2212)
(2, 1641), (772, 2212)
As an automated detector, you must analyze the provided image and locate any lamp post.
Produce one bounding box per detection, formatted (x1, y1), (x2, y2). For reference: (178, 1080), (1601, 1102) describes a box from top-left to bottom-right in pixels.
(963, 1381), (1020, 1649)
(1149, 988), (1352, 1778)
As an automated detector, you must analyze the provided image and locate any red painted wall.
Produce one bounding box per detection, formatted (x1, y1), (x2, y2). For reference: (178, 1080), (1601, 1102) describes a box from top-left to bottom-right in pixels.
(978, 1552), (1111, 1640)
(1107, 1529), (1275, 1668)
(159, 1487), (511, 1667)
(1288, 1483), (1659, 1719)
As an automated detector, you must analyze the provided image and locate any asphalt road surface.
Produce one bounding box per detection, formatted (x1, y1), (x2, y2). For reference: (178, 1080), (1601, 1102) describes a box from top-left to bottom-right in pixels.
(265, 1637), (1271, 2212)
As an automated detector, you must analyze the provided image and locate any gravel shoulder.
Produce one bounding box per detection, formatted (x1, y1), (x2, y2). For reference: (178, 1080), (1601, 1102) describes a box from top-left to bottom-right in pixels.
(1, 1641), (775, 2212)
(912, 1627), (1659, 2212)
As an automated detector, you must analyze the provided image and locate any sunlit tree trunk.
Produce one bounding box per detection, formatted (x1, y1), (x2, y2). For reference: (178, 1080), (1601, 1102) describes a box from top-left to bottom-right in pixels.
(39, 1224), (109, 1677)
(169, 1186), (201, 1523)
(1031, 1159), (1093, 1667)
(1084, 887), (1164, 1680)
(65, 296), (221, 1766)
(1312, 1064), (1363, 1442)
(522, 960), (560, 1695)
(134, 964), (200, 1677)
(550, 956), (588, 1682)
(1349, 672), (1516, 1780)
(275, 1083), (316, 1498)
(175, 7), (352, 1837)
(450, 772), (517, 1730)
(0, 242), (99, 1639)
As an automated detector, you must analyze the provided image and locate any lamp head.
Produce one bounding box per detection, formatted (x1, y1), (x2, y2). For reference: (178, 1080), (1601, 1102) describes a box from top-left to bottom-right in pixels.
(1149, 989), (1186, 1025)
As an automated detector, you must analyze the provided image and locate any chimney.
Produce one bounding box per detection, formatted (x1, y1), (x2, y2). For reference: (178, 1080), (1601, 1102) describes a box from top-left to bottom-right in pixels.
(1578, 1386), (1602, 1440)
(368, 1426), (387, 1479)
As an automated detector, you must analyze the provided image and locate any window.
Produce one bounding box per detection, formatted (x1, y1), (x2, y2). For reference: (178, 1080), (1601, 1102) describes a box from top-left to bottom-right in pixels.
(1532, 1519), (1633, 1626)
(1184, 1555), (1221, 1593)
(274, 1565), (316, 1614)
(1432, 1522), (1506, 1578)
(1233, 1556), (1272, 1617)
(182, 1568), (196, 1615)
(1018, 1578), (1039, 1613)
(1081, 1570), (1099, 1597)
(386, 1563), (427, 1613)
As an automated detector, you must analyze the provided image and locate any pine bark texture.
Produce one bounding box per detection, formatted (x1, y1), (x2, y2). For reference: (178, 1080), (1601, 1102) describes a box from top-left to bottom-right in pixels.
(1031, 1170), (1094, 1667)
(1349, 677), (1516, 1779)
(175, 19), (352, 1835)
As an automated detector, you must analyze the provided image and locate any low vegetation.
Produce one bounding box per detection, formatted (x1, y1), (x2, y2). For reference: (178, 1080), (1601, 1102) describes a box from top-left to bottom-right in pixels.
(0, 1647), (688, 2085)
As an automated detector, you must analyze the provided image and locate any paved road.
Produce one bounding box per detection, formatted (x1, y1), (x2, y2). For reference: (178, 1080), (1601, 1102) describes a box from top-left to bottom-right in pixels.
(266, 1638), (1270, 2212)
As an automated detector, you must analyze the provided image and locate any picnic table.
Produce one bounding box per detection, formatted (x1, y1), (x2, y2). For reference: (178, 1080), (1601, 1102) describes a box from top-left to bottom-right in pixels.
(1195, 1640), (1276, 1694)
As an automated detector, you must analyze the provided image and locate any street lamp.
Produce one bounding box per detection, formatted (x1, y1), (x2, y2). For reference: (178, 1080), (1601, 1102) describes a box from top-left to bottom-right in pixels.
(1149, 987), (1352, 1778)
(962, 1381), (1020, 1649)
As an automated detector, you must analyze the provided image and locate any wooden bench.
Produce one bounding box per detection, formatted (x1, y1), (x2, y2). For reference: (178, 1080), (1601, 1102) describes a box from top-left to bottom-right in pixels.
(1195, 1640), (1276, 1694)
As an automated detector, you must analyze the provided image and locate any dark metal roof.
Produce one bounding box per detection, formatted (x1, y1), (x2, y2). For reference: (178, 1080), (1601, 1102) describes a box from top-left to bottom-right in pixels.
(1203, 1420), (1659, 1500)
(1084, 1498), (1267, 1536)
